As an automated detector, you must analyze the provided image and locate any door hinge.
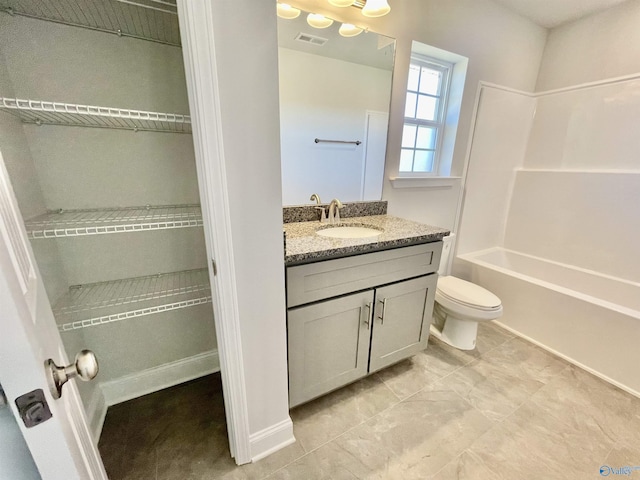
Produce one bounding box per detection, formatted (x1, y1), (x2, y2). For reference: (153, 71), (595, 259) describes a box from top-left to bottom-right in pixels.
(211, 259), (217, 276)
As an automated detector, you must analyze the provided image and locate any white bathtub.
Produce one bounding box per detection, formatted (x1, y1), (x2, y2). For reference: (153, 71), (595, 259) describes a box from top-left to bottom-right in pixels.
(456, 247), (640, 397)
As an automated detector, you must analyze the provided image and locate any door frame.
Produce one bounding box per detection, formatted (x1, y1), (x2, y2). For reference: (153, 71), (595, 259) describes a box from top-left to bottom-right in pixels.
(176, 0), (252, 464)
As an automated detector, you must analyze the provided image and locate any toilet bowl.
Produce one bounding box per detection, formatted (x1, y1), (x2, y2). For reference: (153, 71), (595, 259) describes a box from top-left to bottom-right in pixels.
(430, 234), (503, 350)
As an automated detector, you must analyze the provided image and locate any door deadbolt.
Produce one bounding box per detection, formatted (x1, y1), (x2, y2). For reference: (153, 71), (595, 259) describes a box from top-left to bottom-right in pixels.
(15, 389), (52, 428)
(45, 350), (99, 399)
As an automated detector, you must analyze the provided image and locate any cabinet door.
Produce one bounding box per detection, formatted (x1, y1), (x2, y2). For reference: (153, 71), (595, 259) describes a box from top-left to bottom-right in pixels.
(369, 275), (437, 373)
(288, 290), (374, 407)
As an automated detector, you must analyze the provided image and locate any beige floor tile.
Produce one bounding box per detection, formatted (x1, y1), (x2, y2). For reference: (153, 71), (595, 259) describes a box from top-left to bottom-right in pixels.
(290, 375), (399, 452)
(472, 322), (515, 356)
(529, 365), (640, 447)
(375, 322), (515, 400)
(100, 334), (637, 480)
(428, 450), (498, 480)
(238, 441), (306, 480)
(602, 442), (640, 477)
(267, 441), (369, 480)
(468, 401), (616, 480)
(329, 385), (495, 479)
(437, 337), (567, 421)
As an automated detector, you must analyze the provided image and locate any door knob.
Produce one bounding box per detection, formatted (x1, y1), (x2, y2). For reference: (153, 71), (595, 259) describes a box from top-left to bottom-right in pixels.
(45, 350), (99, 399)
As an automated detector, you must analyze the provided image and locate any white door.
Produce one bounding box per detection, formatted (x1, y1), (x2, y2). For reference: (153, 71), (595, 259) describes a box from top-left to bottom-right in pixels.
(0, 153), (107, 480)
(361, 111), (389, 201)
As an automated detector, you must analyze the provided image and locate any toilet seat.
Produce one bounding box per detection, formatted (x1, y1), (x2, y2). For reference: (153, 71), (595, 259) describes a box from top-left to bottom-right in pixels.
(435, 276), (502, 321)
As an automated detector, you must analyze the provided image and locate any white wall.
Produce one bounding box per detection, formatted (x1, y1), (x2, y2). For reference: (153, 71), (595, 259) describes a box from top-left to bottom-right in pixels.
(208, 0), (292, 448)
(536, 0), (640, 91)
(279, 48), (391, 205)
(287, 0), (547, 230)
(456, 86), (536, 255)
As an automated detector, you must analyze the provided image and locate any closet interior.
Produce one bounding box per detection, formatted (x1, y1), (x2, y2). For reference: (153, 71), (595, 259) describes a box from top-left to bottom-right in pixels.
(0, 0), (219, 441)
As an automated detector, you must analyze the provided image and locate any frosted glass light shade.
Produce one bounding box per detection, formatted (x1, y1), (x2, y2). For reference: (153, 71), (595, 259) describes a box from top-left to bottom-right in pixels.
(362, 0), (391, 17)
(307, 13), (334, 28)
(339, 23), (364, 37)
(276, 3), (301, 19)
(329, 0), (356, 6)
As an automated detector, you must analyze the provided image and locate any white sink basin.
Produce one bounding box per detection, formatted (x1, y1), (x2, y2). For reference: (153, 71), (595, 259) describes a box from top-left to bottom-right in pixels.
(316, 225), (382, 239)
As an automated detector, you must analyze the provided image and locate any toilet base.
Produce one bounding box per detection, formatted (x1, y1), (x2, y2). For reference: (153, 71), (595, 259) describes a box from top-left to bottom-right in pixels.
(431, 304), (479, 351)
(430, 322), (478, 350)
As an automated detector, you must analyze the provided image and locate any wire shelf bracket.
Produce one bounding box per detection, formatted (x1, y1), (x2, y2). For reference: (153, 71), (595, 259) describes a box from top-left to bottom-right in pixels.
(25, 204), (203, 238)
(54, 268), (212, 331)
(0, 98), (192, 133)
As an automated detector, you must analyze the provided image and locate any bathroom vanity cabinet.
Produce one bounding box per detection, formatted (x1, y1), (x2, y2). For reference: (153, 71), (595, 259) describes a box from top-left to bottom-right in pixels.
(286, 242), (442, 407)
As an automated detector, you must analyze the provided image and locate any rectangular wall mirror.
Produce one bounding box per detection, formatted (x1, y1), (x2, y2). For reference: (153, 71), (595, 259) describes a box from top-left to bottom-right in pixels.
(277, 9), (396, 206)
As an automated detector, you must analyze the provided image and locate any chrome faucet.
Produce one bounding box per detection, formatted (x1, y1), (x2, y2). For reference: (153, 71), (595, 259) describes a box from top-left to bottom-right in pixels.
(327, 198), (343, 224)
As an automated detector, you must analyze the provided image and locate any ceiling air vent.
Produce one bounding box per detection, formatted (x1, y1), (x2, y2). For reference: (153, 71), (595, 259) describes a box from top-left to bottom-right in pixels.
(294, 32), (328, 46)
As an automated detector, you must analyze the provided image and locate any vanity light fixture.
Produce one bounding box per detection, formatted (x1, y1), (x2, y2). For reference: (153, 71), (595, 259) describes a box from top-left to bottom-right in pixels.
(329, 0), (356, 6)
(327, 0), (391, 18)
(307, 13), (334, 28)
(339, 23), (364, 37)
(361, 0), (391, 17)
(276, 3), (301, 19)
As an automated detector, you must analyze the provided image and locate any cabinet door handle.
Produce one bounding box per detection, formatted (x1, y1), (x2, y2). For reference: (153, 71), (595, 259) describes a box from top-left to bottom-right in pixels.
(377, 298), (387, 325)
(364, 302), (372, 329)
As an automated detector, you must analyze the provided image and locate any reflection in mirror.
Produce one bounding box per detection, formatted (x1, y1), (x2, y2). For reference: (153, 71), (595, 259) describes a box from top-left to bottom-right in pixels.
(277, 8), (396, 205)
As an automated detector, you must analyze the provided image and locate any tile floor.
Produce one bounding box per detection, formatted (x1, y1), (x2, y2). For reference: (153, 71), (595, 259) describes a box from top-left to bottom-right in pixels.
(99, 322), (640, 479)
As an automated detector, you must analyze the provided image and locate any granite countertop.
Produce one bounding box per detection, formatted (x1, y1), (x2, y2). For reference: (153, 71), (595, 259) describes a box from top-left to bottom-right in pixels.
(284, 214), (450, 265)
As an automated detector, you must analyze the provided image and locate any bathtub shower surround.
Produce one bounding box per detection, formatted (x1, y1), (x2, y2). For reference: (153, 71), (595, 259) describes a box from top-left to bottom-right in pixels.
(457, 248), (640, 394)
(455, 74), (640, 396)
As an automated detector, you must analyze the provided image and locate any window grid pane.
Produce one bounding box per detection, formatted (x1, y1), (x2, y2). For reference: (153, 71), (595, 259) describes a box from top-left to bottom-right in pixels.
(418, 67), (441, 95)
(402, 124), (418, 148)
(404, 92), (418, 118)
(403, 57), (451, 174)
(416, 95), (438, 121)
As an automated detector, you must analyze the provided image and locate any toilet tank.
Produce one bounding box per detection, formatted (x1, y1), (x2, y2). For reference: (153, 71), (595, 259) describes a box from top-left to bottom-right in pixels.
(438, 233), (455, 276)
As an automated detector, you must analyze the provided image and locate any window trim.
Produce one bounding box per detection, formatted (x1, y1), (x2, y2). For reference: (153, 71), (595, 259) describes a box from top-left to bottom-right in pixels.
(400, 54), (454, 176)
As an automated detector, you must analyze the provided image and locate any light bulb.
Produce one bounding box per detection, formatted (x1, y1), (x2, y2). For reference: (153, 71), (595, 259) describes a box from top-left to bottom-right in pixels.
(328, 0), (355, 6)
(307, 13), (334, 28)
(339, 23), (364, 37)
(276, 3), (301, 19)
(362, 0), (391, 17)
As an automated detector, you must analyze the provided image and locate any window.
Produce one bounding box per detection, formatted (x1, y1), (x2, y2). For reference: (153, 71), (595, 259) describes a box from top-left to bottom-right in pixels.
(400, 56), (453, 174)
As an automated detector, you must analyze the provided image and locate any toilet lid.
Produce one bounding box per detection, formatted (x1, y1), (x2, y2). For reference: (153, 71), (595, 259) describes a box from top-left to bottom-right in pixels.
(437, 276), (501, 310)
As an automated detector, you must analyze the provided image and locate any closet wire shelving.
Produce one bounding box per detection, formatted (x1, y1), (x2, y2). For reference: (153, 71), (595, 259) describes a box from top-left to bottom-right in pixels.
(25, 205), (203, 238)
(0, 6), (213, 331)
(0, 98), (192, 133)
(54, 268), (212, 332)
(0, 0), (181, 46)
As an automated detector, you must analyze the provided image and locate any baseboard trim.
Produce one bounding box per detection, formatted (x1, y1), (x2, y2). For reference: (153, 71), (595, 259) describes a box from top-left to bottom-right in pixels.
(100, 350), (220, 406)
(249, 417), (296, 462)
(86, 386), (107, 442)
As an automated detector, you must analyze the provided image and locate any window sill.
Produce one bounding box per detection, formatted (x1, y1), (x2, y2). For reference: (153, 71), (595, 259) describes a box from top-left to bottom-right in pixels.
(389, 176), (461, 189)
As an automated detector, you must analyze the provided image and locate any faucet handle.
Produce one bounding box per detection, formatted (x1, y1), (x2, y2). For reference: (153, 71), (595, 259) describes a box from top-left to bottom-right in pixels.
(314, 206), (327, 223)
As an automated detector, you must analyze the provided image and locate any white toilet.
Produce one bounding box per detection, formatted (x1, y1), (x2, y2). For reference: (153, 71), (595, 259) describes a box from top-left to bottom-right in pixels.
(430, 234), (503, 350)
